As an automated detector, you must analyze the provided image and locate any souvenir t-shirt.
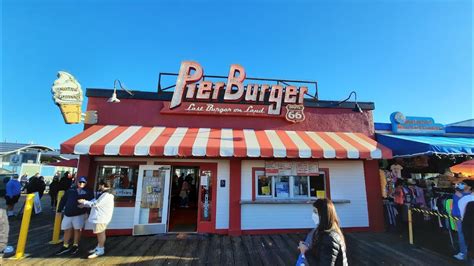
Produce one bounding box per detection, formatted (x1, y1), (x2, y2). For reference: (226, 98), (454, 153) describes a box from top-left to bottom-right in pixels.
(459, 194), (474, 219)
(391, 164), (403, 178)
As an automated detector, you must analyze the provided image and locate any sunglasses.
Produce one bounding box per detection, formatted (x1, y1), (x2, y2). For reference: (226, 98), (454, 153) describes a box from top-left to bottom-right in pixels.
(79, 181), (86, 184)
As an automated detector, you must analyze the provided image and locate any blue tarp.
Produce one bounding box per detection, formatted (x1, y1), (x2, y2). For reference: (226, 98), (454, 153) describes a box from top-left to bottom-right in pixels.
(376, 134), (474, 157)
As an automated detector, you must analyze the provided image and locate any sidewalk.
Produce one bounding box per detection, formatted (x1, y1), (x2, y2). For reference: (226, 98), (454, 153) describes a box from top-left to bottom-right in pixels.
(1, 195), (462, 265)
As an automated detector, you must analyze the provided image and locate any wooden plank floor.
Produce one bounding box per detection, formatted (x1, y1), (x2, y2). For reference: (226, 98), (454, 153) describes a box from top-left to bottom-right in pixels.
(1, 196), (462, 265)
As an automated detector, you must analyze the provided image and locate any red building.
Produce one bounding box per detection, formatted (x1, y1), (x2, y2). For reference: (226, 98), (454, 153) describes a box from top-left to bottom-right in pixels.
(60, 62), (392, 236)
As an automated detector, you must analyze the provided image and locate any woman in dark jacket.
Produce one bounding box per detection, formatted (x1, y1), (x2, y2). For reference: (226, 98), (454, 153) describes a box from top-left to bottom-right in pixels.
(462, 201), (474, 262)
(49, 176), (60, 209)
(298, 198), (348, 266)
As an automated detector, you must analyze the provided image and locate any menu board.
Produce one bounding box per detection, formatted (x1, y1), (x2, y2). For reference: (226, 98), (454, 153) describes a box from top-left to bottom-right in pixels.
(140, 170), (165, 209)
(265, 161), (319, 176)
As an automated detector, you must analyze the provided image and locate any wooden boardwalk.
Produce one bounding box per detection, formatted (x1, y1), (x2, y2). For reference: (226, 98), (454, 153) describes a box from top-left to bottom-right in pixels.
(1, 196), (461, 265)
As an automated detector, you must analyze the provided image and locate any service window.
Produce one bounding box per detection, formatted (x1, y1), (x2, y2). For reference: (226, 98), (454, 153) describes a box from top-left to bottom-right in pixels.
(96, 165), (139, 206)
(255, 171), (327, 199)
(256, 170), (272, 198)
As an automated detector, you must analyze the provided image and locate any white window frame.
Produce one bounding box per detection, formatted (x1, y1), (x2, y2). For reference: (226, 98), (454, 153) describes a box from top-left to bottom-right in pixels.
(255, 171), (326, 200)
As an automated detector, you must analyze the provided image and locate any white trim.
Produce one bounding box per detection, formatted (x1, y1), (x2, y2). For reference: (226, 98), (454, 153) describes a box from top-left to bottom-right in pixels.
(164, 127), (188, 156)
(243, 129), (261, 157)
(134, 127), (166, 156)
(264, 130), (286, 158)
(326, 132), (359, 159)
(305, 132), (336, 158)
(192, 128), (211, 157)
(344, 133), (382, 159)
(104, 126), (142, 155)
(286, 131), (311, 158)
(220, 128), (234, 157)
(74, 125), (117, 154)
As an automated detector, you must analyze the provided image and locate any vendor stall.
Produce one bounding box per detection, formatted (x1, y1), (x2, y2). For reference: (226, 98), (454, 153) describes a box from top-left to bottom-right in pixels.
(58, 62), (392, 236)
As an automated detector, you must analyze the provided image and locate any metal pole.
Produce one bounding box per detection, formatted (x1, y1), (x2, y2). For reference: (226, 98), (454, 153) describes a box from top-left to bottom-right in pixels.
(14, 193), (35, 259)
(49, 190), (65, 244)
(408, 208), (413, 245)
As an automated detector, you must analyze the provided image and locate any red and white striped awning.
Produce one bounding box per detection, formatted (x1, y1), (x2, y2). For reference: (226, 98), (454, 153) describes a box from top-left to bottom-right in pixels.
(61, 125), (392, 159)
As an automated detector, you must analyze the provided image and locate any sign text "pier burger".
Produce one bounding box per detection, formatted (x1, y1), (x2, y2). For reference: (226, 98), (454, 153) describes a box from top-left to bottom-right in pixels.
(170, 61), (308, 115)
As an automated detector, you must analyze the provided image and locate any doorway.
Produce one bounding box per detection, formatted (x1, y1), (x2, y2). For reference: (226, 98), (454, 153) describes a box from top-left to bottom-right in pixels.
(168, 166), (199, 232)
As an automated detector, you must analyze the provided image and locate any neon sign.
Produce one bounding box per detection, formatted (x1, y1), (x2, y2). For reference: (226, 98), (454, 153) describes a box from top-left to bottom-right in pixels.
(170, 61), (308, 116)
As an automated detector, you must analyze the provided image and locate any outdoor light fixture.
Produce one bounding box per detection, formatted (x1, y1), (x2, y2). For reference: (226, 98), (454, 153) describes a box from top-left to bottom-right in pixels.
(337, 91), (363, 113)
(108, 79), (134, 103)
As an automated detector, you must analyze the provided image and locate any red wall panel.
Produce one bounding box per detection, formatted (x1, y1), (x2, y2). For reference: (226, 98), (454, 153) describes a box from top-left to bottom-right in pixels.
(87, 97), (375, 136)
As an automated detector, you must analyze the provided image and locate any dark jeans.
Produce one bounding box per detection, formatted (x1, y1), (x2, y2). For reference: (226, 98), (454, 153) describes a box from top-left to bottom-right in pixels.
(50, 195), (57, 209)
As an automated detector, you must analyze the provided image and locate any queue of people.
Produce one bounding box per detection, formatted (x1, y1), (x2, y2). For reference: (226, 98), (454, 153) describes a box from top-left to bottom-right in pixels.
(54, 176), (115, 259)
(2, 171), (116, 259)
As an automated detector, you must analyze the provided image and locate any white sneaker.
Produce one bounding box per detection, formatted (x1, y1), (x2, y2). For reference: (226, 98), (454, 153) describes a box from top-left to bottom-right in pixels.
(88, 247), (97, 254)
(88, 248), (104, 259)
(454, 252), (465, 260)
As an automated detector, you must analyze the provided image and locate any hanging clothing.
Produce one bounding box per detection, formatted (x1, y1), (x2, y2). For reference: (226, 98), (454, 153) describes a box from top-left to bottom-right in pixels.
(390, 164), (403, 179)
(414, 186), (426, 208)
(444, 199), (456, 231)
(394, 187), (404, 205)
(385, 201), (398, 226)
(379, 170), (387, 198)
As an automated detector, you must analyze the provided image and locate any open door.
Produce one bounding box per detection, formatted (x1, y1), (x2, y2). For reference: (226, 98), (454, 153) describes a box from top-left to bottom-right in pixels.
(133, 165), (171, 235)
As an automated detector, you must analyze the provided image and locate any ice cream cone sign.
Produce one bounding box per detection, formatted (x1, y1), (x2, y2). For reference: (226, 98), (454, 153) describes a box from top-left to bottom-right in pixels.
(51, 71), (85, 124)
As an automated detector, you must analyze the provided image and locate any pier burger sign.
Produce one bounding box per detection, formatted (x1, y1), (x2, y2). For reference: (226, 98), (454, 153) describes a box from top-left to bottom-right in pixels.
(161, 61), (310, 123)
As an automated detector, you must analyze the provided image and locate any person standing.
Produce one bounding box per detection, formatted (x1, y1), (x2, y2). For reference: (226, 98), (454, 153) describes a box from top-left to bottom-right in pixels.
(4, 175), (21, 217)
(49, 175), (60, 210)
(20, 173), (28, 191)
(78, 179), (115, 259)
(25, 174), (46, 198)
(298, 198), (348, 266)
(59, 171), (73, 192)
(0, 208), (9, 257)
(459, 180), (474, 265)
(462, 200), (474, 265)
(37, 176), (46, 198)
(297, 201), (320, 264)
(180, 178), (190, 208)
(55, 176), (93, 255)
(452, 181), (471, 261)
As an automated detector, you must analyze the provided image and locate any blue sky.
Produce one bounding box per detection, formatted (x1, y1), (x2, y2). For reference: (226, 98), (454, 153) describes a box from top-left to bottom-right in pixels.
(1, 0), (472, 148)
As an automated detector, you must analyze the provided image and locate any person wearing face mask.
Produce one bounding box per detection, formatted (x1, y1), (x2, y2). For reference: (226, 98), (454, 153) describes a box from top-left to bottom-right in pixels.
(78, 179), (115, 259)
(299, 206), (320, 249)
(452, 181), (472, 261)
(296, 204), (320, 265)
(298, 198), (348, 266)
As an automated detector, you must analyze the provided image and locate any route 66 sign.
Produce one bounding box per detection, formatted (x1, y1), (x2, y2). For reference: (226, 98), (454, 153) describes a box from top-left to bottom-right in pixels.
(285, 104), (305, 123)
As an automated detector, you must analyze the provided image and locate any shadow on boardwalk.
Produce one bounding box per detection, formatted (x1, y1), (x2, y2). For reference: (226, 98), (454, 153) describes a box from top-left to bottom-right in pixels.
(1, 195), (462, 265)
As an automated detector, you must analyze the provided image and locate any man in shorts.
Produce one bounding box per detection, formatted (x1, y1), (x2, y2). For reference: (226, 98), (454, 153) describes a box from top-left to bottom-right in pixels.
(78, 179), (115, 259)
(55, 176), (93, 255)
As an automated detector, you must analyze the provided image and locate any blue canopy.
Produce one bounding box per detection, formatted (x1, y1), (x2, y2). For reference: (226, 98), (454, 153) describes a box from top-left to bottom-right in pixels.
(376, 134), (474, 157)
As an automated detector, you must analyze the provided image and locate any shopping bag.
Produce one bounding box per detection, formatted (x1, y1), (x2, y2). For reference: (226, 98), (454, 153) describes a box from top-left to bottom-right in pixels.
(296, 253), (306, 266)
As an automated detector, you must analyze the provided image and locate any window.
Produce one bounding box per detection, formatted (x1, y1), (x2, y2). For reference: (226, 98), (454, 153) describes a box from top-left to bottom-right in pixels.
(294, 176), (309, 197)
(274, 176), (290, 198)
(256, 170), (272, 197)
(255, 170), (328, 199)
(97, 165), (139, 204)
